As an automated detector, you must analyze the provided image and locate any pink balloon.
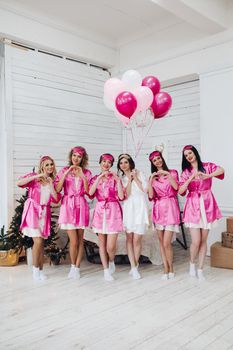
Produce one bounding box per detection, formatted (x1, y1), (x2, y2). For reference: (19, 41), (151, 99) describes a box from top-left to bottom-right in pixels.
(115, 91), (137, 118)
(142, 76), (161, 95)
(115, 111), (131, 126)
(103, 95), (115, 111)
(151, 92), (172, 119)
(104, 78), (127, 110)
(133, 86), (153, 113)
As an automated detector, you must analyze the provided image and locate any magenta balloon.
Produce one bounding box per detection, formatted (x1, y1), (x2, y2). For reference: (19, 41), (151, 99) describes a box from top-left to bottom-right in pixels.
(115, 91), (137, 118)
(151, 92), (172, 119)
(142, 76), (161, 95)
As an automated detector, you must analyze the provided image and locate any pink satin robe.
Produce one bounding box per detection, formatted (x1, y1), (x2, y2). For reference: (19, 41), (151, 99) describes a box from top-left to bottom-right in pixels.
(55, 167), (92, 227)
(150, 170), (180, 226)
(18, 173), (58, 238)
(180, 162), (224, 224)
(90, 174), (124, 233)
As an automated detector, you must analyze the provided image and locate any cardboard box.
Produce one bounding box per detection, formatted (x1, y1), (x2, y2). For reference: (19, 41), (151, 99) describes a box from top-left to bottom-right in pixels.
(210, 242), (233, 269)
(222, 232), (233, 249)
(227, 217), (233, 233)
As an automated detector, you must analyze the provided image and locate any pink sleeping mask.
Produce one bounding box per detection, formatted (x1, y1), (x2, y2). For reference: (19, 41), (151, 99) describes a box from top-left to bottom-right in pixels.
(149, 151), (161, 161)
(72, 147), (85, 156)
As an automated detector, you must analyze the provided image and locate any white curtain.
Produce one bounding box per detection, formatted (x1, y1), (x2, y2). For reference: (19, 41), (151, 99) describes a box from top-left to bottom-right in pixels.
(0, 43), (7, 228)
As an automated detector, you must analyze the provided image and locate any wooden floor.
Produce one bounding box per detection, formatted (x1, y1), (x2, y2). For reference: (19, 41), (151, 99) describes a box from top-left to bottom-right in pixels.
(1, 244), (233, 350)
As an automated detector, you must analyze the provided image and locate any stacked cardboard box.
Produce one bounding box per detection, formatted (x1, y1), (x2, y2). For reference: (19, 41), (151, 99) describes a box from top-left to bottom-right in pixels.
(210, 217), (233, 269)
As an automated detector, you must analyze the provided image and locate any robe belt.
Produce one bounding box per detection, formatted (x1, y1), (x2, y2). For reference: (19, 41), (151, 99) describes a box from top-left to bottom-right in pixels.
(26, 198), (49, 219)
(98, 199), (119, 209)
(188, 189), (210, 197)
(156, 195), (176, 200)
(66, 194), (84, 209)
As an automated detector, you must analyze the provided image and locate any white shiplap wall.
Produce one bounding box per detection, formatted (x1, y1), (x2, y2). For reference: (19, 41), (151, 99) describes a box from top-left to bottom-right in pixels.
(4, 44), (122, 206)
(125, 79), (200, 179)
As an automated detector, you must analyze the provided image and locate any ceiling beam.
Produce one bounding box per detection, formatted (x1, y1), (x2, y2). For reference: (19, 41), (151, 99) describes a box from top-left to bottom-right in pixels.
(152, 0), (229, 34)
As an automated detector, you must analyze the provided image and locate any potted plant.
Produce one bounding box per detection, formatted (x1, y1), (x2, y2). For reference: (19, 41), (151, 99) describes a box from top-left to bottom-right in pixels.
(0, 226), (19, 266)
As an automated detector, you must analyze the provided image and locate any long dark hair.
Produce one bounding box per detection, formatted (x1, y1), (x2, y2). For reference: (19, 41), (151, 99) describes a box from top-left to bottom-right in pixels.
(182, 145), (205, 172)
(149, 152), (169, 173)
(117, 154), (135, 175)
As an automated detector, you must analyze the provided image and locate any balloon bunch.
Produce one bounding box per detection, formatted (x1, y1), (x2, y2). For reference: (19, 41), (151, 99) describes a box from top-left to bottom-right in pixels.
(103, 70), (172, 157)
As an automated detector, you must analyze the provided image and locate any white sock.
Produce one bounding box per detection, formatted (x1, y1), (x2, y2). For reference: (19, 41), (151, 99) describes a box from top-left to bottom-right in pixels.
(74, 266), (80, 279)
(131, 267), (141, 280)
(168, 272), (175, 279)
(68, 264), (76, 279)
(104, 268), (114, 281)
(161, 273), (169, 281)
(32, 266), (40, 281)
(197, 269), (206, 281)
(39, 269), (47, 280)
(129, 263), (139, 275)
(109, 261), (115, 275)
(189, 262), (196, 277)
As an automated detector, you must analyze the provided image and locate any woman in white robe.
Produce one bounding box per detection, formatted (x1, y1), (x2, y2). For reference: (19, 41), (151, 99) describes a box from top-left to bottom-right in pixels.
(117, 154), (149, 279)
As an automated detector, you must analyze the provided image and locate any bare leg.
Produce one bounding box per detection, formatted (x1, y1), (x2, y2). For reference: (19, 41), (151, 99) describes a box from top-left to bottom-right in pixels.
(98, 234), (108, 269)
(163, 231), (174, 273)
(133, 234), (142, 266)
(157, 230), (169, 274)
(106, 234), (118, 262)
(75, 229), (84, 267)
(32, 237), (44, 268)
(126, 233), (136, 268)
(38, 242), (44, 270)
(67, 230), (78, 265)
(189, 228), (201, 264)
(198, 229), (209, 269)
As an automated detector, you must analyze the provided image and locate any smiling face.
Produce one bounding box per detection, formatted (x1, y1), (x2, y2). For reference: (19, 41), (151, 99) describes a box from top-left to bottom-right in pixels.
(100, 159), (112, 172)
(42, 159), (55, 176)
(119, 157), (130, 172)
(184, 150), (196, 163)
(152, 155), (163, 169)
(71, 152), (82, 166)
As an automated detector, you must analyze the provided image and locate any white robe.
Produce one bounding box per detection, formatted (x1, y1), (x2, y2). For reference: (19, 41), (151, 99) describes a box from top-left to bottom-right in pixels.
(122, 171), (149, 235)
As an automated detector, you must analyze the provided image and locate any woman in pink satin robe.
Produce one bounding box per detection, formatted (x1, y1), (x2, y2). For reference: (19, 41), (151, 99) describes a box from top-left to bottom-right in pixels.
(17, 156), (58, 281)
(179, 145), (224, 281)
(148, 150), (180, 280)
(55, 146), (92, 280)
(89, 154), (124, 282)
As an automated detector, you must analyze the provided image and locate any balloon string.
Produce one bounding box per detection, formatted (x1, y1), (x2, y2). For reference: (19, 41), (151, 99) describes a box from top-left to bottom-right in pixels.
(135, 109), (147, 156)
(142, 109), (148, 124)
(134, 113), (154, 158)
(130, 126), (138, 158)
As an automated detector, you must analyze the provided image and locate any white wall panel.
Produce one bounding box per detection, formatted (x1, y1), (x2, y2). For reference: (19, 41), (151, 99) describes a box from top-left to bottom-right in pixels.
(4, 44), (122, 211)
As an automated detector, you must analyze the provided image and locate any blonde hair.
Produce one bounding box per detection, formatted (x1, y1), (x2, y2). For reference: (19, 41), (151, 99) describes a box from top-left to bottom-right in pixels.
(38, 156), (56, 180)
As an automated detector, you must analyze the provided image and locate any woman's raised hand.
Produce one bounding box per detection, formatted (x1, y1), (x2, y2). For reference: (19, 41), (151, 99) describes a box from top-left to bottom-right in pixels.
(197, 171), (211, 180)
(98, 171), (109, 179)
(111, 172), (121, 182)
(157, 169), (169, 176)
(149, 172), (158, 183)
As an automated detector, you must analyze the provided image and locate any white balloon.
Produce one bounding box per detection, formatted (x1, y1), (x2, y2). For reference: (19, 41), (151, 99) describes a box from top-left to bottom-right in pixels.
(122, 70), (142, 90)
